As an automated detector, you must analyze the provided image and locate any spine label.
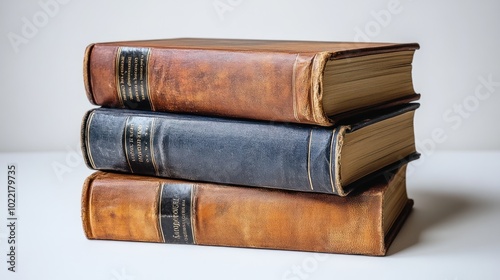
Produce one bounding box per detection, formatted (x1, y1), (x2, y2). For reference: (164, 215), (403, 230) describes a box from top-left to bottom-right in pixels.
(123, 116), (158, 175)
(116, 47), (152, 110)
(159, 183), (195, 244)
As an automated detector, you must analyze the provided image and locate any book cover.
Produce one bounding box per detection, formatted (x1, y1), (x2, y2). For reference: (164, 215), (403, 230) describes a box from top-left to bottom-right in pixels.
(81, 103), (420, 196)
(81, 165), (413, 256)
(84, 38), (420, 126)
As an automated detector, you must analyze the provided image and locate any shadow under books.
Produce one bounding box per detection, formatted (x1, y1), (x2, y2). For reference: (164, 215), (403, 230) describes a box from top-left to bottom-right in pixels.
(387, 188), (490, 255)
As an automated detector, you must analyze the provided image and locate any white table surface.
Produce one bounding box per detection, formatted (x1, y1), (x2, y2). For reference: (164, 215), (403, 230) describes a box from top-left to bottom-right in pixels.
(0, 150), (499, 280)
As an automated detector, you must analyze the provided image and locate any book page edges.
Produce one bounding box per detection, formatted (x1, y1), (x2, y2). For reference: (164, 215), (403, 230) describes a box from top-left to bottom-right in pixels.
(295, 46), (421, 126)
(382, 199), (414, 255)
(330, 43), (420, 59)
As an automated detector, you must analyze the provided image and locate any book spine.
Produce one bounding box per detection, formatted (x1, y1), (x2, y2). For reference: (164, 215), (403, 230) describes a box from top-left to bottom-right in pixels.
(81, 108), (343, 195)
(82, 172), (386, 255)
(84, 44), (332, 125)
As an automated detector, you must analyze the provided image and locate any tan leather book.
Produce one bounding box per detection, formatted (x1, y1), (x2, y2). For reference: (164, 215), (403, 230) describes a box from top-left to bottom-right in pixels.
(83, 38), (420, 126)
(81, 165), (412, 256)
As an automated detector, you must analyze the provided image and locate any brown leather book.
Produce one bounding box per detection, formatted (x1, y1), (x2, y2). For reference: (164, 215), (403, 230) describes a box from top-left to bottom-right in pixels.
(81, 165), (413, 256)
(84, 38), (420, 126)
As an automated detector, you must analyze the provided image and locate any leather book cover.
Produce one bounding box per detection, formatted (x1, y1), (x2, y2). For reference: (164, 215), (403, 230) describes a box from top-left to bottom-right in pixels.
(83, 38), (420, 126)
(80, 103), (419, 196)
(81, 165), (413, 256)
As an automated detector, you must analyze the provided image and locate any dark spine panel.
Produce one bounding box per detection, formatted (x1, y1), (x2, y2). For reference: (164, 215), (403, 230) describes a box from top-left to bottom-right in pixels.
(123, 116), (158, 175)
(115, 47), (153, 110)
(159, 183), (195, 244)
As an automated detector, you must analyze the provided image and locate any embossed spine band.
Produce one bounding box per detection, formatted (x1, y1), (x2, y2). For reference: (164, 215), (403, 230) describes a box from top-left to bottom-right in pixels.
(123, 116), (159, 175)
(116, 47), (153, 110)
(159, 183), (195, 244)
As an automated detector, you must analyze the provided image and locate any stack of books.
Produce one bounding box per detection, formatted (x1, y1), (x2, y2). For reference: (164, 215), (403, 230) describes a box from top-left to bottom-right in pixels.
(79, 38), (420, 256)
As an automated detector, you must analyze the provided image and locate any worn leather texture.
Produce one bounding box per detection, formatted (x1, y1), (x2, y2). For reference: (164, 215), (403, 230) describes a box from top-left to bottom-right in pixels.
(81, 104), (419, 196)
(81, 172), (163, 242)
(81, 166), (413, 256)
(84, 38), (420, 126)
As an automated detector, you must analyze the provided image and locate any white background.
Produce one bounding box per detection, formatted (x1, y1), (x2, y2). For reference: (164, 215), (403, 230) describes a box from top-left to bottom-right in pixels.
(0, 151), (499, 280)
(1, 0), (500, 152)
(1, 1), (500, 280)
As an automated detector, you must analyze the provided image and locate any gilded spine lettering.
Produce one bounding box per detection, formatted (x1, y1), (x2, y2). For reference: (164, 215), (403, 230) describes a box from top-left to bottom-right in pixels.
(123, 116), (157, 175)
(116, 47), (153, 110)
(159, 183), (195, 245)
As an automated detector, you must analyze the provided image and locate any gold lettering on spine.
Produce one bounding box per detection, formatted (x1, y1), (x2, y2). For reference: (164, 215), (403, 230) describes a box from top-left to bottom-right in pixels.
(171, 197), (181, 240)
(133, 57), (139, 102)
(129, 123), (136, 162)
(180, 197), (193, 242)
(136, 124), (143, 163)
(122, 116), (156, 174)
(126, 56), (133, 101)
(124, 116), (134, 173)
(159, 184), (195, 244)
(85, 111), (97, 169)
(115, 47), (152, 110)
(181, 199), (187, 241)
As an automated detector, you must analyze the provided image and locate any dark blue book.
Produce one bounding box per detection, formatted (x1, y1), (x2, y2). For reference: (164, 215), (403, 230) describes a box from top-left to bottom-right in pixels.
(81, 103), (419, 196)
